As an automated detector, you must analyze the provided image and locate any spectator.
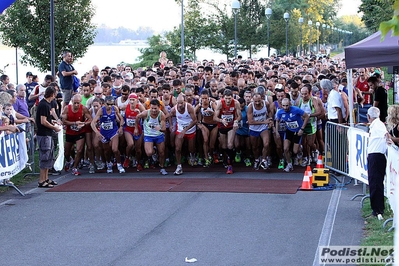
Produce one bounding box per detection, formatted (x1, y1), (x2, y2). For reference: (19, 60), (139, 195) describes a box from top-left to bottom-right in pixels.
(366, 107), (389, 220)
(58, 50), (78, 107)
(36, 86), (61, 188)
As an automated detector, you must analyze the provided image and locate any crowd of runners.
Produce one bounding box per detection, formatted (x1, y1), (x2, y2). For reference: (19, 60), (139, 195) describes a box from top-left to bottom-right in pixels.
(0, 51), (389, 178)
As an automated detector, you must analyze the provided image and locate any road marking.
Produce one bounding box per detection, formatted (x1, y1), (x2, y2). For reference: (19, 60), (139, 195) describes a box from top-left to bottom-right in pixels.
(312, 181), (343, 266)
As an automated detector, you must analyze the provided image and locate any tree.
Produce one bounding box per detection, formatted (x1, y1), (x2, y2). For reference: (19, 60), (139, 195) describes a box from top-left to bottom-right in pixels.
(359, 0), (394, 33)
(0, 0), (96, 72)
(379, 0), (399, 38)
(132, 35), (181, 69)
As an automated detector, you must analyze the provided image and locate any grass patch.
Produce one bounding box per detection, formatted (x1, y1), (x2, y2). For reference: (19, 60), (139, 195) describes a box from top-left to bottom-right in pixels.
(361, 197), (394, 265)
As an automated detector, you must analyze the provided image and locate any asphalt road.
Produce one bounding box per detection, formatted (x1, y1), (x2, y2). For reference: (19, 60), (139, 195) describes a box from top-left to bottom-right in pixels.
(0, 168), (364, 266)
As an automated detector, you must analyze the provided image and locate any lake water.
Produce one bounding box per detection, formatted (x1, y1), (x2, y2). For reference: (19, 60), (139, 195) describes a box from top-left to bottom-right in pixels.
(0, 44), (271, 84)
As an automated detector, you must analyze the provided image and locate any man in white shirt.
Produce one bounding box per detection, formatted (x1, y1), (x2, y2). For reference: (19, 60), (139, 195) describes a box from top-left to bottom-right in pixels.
(367, 107), (388, 220)
(321, 79), (344, 123)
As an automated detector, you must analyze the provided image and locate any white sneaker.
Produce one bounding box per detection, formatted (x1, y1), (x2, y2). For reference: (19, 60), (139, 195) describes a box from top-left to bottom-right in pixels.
(117, 163), (125, 173)
(293, 157), (299, 166)
(107, 162), (113, 174)
(160, 168), (168, 175)
(300, 157), (309, 167)
(174, 165), (183, 175)
(260, 160), (268, 170)
(283, 163), (293, 172)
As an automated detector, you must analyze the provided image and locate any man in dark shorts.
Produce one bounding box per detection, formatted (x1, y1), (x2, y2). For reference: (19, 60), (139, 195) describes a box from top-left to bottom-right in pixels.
(36, 86), (61, 188)
(214, 89), (241, 174)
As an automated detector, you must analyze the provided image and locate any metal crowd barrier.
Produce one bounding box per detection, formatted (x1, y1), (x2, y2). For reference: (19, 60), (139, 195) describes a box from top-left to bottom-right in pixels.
(23, 122), (40, 179)
(324, 121), (350, 180)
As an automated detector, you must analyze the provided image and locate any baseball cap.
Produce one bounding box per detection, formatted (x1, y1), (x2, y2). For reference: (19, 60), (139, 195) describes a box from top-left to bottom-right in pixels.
(26, 72), (33, 77)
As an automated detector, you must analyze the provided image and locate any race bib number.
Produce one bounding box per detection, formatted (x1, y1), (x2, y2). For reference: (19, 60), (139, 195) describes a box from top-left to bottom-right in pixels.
(286, 121), (299, 129)
(178, 122), (189, 132)
(101, 121), (113, 130)
(278, 121), (287, 131)
(148, 122), (157, 130)
(126, 118), (135, 127)
(221, 114), (234, 123)
(70, 124), (80, 131)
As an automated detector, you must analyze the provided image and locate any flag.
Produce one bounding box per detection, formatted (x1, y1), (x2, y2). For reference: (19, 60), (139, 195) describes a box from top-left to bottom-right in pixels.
(0, 0), (17, 14)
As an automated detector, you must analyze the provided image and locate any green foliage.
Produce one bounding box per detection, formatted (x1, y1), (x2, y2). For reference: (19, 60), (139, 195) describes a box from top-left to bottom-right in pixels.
(0, 0), (96, 72)
(359, 0), (395, 33)
(380, 0), (399, 39)
(132, 35), (181, 69)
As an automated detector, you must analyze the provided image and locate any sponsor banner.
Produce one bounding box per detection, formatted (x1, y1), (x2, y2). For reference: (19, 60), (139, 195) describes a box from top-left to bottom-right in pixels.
(0, 130), (28, 181)
(347, 127), (369, 184)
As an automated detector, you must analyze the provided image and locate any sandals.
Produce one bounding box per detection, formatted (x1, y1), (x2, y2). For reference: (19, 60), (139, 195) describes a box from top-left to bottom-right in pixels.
(38, 181), (54, 188)
(46, 179), (58, 186)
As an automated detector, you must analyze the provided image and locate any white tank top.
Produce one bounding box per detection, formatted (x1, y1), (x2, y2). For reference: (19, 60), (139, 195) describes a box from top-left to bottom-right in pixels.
(175, 103), (196, 134)
(249, 100), (268, 132)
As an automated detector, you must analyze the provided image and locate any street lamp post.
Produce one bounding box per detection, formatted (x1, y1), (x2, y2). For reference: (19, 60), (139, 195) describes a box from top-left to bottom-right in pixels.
(284, 12), (290, 56)
(265, 8), (272, 57)
(298, 17), (303, 56)
(181, 0), (184, 65)
(315, 21), (320, 54)
(308, 20), (312, 55)
(326, 25), (331, 46)
(232, 0), (241, 59)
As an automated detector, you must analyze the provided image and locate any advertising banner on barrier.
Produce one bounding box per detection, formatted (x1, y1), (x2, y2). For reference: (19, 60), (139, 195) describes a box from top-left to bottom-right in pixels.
(347, 127), (369, 184)
(386, 145), (399, 215)
(0, 130), (28, 181)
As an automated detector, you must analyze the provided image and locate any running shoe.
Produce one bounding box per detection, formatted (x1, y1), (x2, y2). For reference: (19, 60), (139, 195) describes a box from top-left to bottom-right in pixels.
(293, 157), (299, 166)
(244, 158), (252, 167)
(278, 159), (285, 170)
(226, 165), (233, 174)
(213, 153), (219, 164)
(144, 160), (149, 169)
(96, 161), (105, 170)
(266, 156), (272, 167)
(235, 152), (241, 163)
(160, 168), (168, 175)
(71, 168), (81, 176)
(89, 164), (95, 174)
(260, 160), (268, 170)
(107, 162), (113, 174)
(174, 165), (183, 175)
(283, 163), (293, 172)
(117, 163), (125, 174)
(204, 157), (211, 167)
(64, 160), (72, 172)
(253, 159), (260, 170)
(136, 164), (143, 172)
(300, 157), (309, 167)
(197, 158), (203, 166)
(123, 158), (130, 169)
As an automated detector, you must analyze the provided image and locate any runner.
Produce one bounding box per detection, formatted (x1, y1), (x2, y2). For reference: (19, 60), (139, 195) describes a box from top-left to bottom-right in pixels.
(134, 99), (168, 175)
(213, 89), (241, 174)
(91, 95), (125, 174)
(61, 94), (93, 175)
(123, 93), (145, 170)
(276, 98), (309, 172)
(170, 94), (197, 175)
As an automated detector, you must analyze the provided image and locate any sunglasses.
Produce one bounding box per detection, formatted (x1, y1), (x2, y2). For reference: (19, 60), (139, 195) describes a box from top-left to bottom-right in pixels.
(165, 78), (172, 81)
(122, 93), (129, 96)
(106, 103), (114, 106)
(94, 93), (102, 95)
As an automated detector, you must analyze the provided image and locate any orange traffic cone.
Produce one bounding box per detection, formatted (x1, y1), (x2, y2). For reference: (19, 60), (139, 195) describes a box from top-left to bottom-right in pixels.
(316, 155), (324, 168)
(300, 167), (313, 190)
(306, 165), (313, 184)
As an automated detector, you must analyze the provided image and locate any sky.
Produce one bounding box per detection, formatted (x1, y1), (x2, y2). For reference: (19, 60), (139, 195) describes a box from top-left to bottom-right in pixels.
(92, 0), (362, 32)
